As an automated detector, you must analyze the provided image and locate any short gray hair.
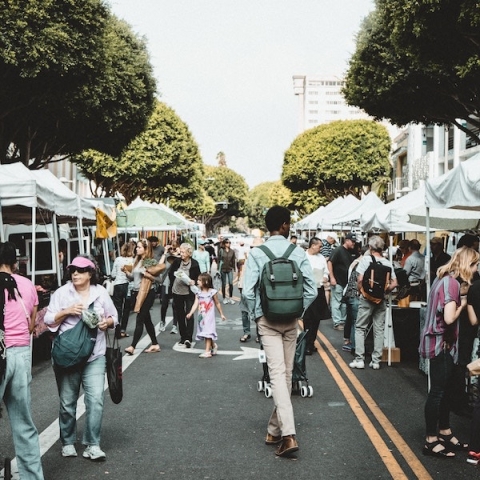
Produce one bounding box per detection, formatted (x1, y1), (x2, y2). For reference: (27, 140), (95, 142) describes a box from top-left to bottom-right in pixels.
(368, 235), (385, 252)
(180, 242), (193, 256)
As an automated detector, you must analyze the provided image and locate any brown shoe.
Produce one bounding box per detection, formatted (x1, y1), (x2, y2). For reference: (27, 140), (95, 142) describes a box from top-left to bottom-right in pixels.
(265, 433), (282, 445)
(275, 435), (299, 457)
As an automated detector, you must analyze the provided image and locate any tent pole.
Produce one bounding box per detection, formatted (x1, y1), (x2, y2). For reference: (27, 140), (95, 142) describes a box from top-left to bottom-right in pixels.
(31, 207), (36, 285)
(0, 199), (4, 242)
(387, 232), (394, 366)
(425, 206), (431, 298)
(52, 214), (62, 287)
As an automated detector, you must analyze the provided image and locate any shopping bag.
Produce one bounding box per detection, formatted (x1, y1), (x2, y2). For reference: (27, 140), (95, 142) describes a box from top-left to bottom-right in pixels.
(105, 330), (123, 404)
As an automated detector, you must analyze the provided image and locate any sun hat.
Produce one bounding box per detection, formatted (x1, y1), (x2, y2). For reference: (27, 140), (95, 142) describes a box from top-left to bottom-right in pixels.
(67, 256), (96, 270)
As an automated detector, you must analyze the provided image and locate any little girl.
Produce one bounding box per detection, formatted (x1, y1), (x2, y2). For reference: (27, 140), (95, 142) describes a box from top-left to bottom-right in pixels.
(186, 273), (226, 358)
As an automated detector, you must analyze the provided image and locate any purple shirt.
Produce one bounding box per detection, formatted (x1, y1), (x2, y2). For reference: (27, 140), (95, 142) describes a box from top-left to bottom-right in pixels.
(45, 282), (118, 362)
(419, 275), (460, 361)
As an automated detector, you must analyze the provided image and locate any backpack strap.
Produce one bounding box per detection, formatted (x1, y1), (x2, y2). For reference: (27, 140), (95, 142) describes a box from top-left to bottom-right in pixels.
(257, 243), (297, 260)
(257, 245), (276, 261)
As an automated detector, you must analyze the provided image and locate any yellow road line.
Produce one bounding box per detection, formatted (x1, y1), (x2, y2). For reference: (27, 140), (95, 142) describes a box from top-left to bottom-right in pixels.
(316, 330), (432, 480)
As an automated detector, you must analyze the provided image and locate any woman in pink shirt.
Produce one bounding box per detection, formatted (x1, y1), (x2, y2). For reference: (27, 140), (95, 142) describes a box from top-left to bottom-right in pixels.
(0, 241), (44, 479)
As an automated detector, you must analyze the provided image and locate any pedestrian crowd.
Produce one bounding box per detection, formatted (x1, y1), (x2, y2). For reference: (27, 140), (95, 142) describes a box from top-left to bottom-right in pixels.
(2, 220), (480, 475)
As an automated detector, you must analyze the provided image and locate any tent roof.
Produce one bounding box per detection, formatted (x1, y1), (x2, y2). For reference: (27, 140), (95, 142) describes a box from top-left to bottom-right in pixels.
(117, 198), (190, 229)
(425, 153), (480, 211)
(295, 195), (361, 230)
(330, 192), (384, 226)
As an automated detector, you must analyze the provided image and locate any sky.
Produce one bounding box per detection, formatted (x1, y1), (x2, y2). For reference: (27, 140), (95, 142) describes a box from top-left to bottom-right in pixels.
(108, 0), (375, 188)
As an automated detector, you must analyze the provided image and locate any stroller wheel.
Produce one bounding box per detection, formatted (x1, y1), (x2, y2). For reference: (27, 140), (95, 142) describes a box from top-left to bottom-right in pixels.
(257, 381), (264, 392)
(307, 386), (314, 398)
(300, 386), (308, 398)
(264, 386), (272, 398)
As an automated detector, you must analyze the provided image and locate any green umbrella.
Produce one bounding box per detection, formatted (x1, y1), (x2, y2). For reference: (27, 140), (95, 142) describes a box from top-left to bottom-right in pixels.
(117, 205), (187, 228)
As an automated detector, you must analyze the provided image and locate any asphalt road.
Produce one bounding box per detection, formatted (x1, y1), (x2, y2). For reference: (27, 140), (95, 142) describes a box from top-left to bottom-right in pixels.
(0, 291), (477, 480)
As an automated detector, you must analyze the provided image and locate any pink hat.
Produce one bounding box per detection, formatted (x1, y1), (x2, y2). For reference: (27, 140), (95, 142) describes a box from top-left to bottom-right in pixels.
(67, 256), (96, 270)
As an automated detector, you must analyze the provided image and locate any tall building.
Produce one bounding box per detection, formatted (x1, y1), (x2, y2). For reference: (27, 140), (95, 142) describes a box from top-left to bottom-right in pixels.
(293, 75), (371, 133)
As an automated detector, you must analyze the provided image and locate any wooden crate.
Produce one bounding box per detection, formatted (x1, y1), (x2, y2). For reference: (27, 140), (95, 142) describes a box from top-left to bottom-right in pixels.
(381, 347), (401, 363)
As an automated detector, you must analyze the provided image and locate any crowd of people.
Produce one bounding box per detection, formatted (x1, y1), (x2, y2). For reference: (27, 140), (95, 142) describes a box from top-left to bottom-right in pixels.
(2, 220), (480, 472)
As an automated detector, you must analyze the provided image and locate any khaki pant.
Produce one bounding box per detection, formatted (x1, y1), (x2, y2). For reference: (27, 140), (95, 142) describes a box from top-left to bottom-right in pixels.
(257, 316), (298, 437)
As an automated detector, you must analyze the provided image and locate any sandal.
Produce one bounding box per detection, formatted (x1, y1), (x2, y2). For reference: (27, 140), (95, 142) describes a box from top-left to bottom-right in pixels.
(240, 334), (251, 343)
(211, 343), (218, 356)
(423, 440), (455, 458)
(438, 432), (468, 451)
(120, 332), (129, 338)
(124, 347), (135, 356)
(145, 345), (161, 353)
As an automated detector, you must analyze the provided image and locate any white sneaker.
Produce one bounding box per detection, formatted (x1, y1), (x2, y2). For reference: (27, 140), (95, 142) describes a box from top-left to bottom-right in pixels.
(349, 359), (365, 369)
(170, 325), (178, 334)
(83, 445), (106, 461)
(369, 361), (380, 370)
(159, 321), (166, 332)
(62, 445), (77, 457)
(223, 299), (228, 305)
(229, 298), (235, 305)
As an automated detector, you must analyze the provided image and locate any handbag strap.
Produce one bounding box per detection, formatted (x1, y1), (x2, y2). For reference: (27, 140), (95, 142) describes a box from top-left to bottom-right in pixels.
(106, 326), (119, 349)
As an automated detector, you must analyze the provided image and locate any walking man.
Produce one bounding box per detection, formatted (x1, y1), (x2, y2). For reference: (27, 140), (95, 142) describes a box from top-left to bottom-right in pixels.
(243, 206), (317, 457)
(327, 233), (356, 330)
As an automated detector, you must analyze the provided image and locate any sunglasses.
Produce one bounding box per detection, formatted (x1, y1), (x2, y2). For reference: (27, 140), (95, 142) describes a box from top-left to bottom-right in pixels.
(69, 266), (91, 274)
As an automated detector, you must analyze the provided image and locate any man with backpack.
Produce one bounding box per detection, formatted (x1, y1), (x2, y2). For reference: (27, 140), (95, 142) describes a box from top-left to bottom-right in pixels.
(350, 235), (398, 371)
(243, 206), (317, 457)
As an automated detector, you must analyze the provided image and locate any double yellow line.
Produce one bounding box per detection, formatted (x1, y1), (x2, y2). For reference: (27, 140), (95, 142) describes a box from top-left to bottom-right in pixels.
(315, 330), (432, 480)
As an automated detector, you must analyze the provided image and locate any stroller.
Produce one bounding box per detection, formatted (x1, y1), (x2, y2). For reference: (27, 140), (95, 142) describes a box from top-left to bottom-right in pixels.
(257, 329), (313, 398)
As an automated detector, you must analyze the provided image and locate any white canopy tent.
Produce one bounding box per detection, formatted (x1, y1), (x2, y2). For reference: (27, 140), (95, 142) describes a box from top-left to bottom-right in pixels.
(294, 195), (361, 231)
(330, 192), (384, 227)
(0, 163), (99, 283)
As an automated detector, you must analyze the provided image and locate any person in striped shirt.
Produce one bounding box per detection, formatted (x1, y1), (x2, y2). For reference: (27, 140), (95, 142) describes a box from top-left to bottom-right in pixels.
(420, 246), (480, 459)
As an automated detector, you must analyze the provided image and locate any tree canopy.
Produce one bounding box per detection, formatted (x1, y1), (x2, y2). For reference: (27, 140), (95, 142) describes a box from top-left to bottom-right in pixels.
(74, 101), (206, 216)
(247, 181), (292, 229)
(203, 165), (249, 233)
(282, 120), (391, 214)
(0, 0), (156, 166)
(343, 0), (480, 141)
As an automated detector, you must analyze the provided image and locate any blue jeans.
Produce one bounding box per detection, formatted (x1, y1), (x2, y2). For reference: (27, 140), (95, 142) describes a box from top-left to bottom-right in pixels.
(330, 284), (346, 327)
(0, 346), (44, 479)
(221, 271), (234, 298)
(54, 355), (106, 447)
(344, 296), (359, 347)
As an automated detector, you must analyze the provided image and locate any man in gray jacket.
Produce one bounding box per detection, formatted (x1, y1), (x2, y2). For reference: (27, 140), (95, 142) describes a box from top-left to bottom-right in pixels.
(243, 206), (317, 457)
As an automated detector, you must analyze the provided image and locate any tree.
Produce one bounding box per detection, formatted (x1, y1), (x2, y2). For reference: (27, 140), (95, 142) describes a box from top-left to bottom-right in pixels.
(203, 165), (249, 234)
(0, 1), (156, 166)
(74, 101), (206, 217)
(343, 0), (480, 141)
(247, 181), (292, 229)
(282, 120), (391, 214)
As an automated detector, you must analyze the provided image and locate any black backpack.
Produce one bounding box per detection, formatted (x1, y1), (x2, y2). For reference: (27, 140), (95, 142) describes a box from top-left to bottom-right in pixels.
(360, 256), (391, 304)
(258, 244), (304, 322)
(394, 267), (410, 300)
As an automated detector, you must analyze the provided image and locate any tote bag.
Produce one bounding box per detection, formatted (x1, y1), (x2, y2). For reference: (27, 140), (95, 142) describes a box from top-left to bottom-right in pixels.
(106, 329), (123, 404)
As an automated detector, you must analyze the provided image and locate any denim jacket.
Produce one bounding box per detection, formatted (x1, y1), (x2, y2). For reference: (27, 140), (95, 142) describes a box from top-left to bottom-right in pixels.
(242, 235), (317, 321)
